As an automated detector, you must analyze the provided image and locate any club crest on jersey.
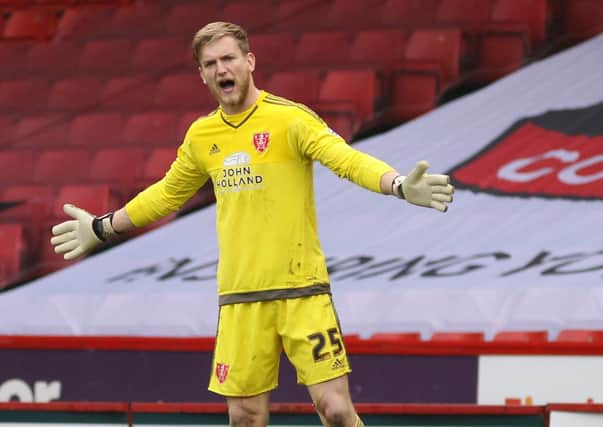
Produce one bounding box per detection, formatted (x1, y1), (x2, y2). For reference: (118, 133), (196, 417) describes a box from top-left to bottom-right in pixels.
(215, 363), (229, 384)
(253, 132), (270, 153)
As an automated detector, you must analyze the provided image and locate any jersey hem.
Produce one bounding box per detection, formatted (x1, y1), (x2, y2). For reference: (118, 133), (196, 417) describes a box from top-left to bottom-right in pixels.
(207, 383), (278, 398)
(299, 368), (352, 386)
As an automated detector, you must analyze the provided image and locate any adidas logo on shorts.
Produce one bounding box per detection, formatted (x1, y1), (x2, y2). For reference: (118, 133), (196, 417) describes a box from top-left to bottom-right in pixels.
(331, 358), (345, 370)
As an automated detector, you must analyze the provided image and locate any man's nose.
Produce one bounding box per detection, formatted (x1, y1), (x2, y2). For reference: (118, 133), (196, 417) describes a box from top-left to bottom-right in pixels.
(216, 60), (227, 74)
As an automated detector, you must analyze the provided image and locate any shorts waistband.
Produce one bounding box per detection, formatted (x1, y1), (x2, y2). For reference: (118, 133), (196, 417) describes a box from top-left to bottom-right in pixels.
(218, 283), (331, 305)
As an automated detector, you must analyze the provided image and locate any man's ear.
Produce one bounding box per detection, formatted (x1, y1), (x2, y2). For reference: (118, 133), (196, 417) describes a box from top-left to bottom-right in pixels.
(198, 66), (207, 84)
(247, 52), (256, 73)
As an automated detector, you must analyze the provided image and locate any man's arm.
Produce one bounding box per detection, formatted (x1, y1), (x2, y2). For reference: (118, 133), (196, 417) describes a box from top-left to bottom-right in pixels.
(295, 119), (454, 212)
(380, 171), (399, 195)
(111, 207), (135, 233)
(51, 137), (207, 260)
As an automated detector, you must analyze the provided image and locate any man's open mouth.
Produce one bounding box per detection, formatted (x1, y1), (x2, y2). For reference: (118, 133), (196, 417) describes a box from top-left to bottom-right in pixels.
(219, 80), (235, 91)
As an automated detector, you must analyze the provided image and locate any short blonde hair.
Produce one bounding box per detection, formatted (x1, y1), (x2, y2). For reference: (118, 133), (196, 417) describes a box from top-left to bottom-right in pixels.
(192, 21), (249, 65)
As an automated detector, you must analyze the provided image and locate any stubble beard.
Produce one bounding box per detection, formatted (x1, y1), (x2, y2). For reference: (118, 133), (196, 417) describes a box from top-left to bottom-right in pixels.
(219, 74), (251, 112)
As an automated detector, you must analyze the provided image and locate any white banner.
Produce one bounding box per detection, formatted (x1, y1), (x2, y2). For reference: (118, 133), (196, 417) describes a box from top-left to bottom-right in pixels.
(550, 412), (603, 427)
(478, 356), (603, 404)
(1, 35), (603, 337)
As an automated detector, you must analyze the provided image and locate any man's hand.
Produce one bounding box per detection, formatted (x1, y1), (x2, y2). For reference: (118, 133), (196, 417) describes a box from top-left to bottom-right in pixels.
(50, 204), (116, 260)
(392, 161), (454, 212)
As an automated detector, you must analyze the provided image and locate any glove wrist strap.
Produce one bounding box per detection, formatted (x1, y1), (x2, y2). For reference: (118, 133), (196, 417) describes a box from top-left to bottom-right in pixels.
(92, 212), (117, 241)
(392, 175), (406, 199)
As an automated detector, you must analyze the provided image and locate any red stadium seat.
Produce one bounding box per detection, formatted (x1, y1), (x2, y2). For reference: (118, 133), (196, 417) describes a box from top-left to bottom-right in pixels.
(222, 1), (275, 30)
(90, 148), (146, 187)
(248, 32), (297, 69)
(404, 28), (462, 87)
(47, 77), (103, 112)
(3, 7), (58, 40)
(489, 0), (549, 45)
(33, 149), (92, 184)
(153, 73), (216, 111)
(0, 116), (16, 146)
(266, 70), (323, 106)
(100, 76), (156, 112)
(164, 1), (222, 37)
(436, 0), (494, 58)
(26, 41), (81, 77)
(54, 6), (113, 39)
(476, 33), (527, 82)
(68, 112), (125, 147)
(319, 69), (382, 123)
(314, 105), (357, 142)
(95, 2), (163, 38)
(78, 39), (134, 75)
(0, 41), (29, 78)
(122, 112), (179, 146)
(13, 114), (69, 148)
(37, 234), (71, 275)
(430, 332), (485, 343)
(143, 147), (178, 183)
(0, 185), (54, 222)
(0, 150), (33, 183)
(0, 79), (49, 113)
(53, 184), (120, 218)
(131, 38), (189, 73)
(557, 330), (603, 343)
(273, 0), (331, 31)
(436, 0), (493, 27)
(388, 71), (439, 121)
(493, 331), (549, 343)
(252, 70), (270, 91)
(0, 223), (26, 288)
(349, 29), (407, 68)
(564, 0), (603, 41)
(380, 0), (440, 28)
(294, 31), (352, 66)
(325, 0), (385, 30)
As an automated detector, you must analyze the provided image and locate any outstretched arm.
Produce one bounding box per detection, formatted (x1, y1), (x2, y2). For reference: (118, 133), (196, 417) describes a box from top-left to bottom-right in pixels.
(293, 115), (454, 212)
(50, 138), (207, 260)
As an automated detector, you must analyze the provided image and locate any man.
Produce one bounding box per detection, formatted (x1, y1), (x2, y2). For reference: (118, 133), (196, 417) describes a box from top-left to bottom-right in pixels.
(50, 22), (454, 427)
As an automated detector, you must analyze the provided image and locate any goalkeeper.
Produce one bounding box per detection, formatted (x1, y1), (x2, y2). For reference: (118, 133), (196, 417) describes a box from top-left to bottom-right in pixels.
(50, 22), (453, 427)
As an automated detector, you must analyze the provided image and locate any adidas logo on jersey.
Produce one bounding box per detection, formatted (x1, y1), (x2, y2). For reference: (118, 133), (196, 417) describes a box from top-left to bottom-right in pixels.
(209, 144), (221, 155)
(331, 358), (345, 370)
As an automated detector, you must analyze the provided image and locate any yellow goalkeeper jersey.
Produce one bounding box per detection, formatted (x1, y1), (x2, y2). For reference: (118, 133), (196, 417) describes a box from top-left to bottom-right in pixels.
(126, 91), (394, 303)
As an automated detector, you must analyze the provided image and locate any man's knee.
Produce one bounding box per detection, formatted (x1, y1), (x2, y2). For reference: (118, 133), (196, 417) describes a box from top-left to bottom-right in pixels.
(227, 396), (269, 427)
(314, 393), (355, 427)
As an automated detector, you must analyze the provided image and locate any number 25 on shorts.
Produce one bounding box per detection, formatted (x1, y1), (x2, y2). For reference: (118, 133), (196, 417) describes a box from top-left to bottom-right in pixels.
(307, 328), (343, 362)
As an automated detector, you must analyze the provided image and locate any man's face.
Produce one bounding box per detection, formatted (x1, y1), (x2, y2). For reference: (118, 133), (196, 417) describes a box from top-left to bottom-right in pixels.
(198, 36), (255, 112)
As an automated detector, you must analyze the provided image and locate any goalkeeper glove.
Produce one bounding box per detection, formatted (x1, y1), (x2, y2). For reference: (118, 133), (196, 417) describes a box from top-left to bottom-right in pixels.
(392, 161), (454, 212)
(50, 204), (117, 260)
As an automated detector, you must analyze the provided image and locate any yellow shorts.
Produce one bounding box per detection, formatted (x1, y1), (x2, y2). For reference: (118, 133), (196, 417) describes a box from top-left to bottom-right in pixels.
(208, 293), (352, 397)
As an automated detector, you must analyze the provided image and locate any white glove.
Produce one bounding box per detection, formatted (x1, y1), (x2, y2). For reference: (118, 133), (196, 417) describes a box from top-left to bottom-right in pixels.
(392, 161), (454, 212)
(50, 204), (117, 260)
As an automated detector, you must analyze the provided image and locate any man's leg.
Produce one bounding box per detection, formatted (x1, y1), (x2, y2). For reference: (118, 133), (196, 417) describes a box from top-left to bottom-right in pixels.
(307, 375), (363, 427)
(209, 302), (280, 426)
(226, 391), (271, 427)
